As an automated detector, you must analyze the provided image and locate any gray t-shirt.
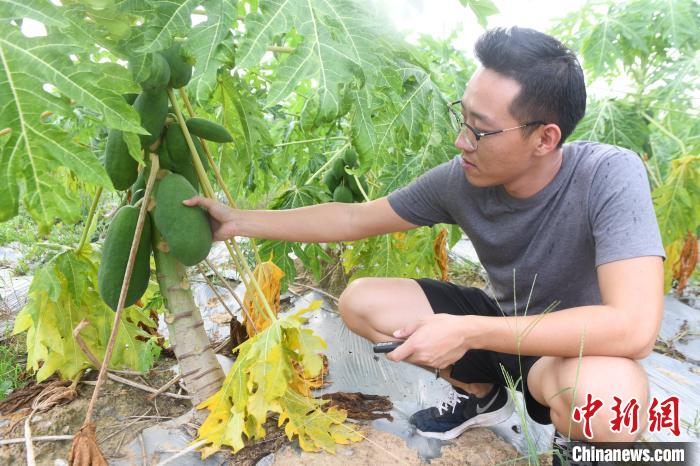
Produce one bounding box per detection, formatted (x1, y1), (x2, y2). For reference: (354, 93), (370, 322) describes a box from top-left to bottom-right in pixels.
(387, 141), (665, 316)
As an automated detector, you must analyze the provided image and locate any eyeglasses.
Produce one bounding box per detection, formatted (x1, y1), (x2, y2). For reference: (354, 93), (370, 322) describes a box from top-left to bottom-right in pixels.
(449, 100), (546, 150)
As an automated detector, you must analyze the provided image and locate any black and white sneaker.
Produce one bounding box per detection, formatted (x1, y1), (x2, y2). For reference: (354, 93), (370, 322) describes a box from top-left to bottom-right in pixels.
(409, 384), (514, 440)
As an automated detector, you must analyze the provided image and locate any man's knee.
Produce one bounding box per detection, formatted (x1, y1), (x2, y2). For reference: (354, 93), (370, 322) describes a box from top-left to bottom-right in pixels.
(546, 356), (649, 443)
(338, 277), (374, 331)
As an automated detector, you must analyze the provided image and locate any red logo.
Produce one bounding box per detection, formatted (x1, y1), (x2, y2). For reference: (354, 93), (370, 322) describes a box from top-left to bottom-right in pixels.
(648, 396), (680, 436)
(572, 393), (604, 439)
(572, 395), (681, 439)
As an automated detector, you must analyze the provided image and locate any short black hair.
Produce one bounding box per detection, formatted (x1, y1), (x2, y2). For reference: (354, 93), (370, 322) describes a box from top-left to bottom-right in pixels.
(474, 27), (586, 147)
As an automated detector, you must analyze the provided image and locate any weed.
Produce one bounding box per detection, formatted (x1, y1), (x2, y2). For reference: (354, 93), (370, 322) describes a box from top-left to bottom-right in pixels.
(0, 332), (28, 401)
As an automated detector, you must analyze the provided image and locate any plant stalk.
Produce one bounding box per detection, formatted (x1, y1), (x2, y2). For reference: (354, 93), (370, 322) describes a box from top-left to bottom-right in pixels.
(81, 155), (158, 426)
(76, 187), (103, 253)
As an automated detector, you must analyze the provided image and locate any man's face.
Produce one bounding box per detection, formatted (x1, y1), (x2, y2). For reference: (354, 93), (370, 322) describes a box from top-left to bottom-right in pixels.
(454, 67), (539, 188)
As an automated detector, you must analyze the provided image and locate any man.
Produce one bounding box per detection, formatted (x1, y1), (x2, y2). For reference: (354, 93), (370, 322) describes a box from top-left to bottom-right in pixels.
(185, 27), (665, 463)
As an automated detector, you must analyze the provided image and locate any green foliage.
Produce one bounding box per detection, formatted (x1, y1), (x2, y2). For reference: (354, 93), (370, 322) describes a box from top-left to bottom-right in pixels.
(342, 227), (444, 280)
(556, 0), (700, 290)
(652, 156), (700, 246)
(0, 333), (27, 400)
(12, 247), (161, 382)
(258, 184), (330, 290)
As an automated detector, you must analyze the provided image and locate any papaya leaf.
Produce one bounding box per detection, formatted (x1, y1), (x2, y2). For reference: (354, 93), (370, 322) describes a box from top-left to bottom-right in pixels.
(218, 74), (272, 170)
(242, 260), (285, 337)
(342, 227), (443, 282)
(12, 248), (161, 382)
(458, 0), (499, 28)
(197, 300), (360, 457)
(652, 155), (700, 246)
(240, 0), (383, 123)
(0, 0), (67, 27)
(349, 87), (378, 169)
(258, 184), (326, 290)
(569, 98), (649, 155)
(136, 0), (201, 53)
(0, 22), (144, 229)
(189, 0), (237, 102)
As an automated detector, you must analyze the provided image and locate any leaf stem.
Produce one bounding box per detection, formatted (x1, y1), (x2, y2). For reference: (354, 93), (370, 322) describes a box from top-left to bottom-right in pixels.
(275, 136), (345, 148)
(76, 187), (103, 254)
(267, 46), (295, 54)
(642, 113), (687, 155)
(304, 142), (349, 185)
(353, 173), (370, 202)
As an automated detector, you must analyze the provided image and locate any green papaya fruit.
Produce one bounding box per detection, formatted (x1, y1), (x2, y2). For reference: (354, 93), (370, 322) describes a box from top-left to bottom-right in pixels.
(331, 157), (346, 179)
(323, 170), (340, 191)
(133, 90), (169, 149)
(131, 171), (146, 204)
(98, 205), (152, 311)
(333, 185), (353, 203)
(160, 44), (192, 89)
(185, 118), (233, 143)
(130, 53), (171, 92)
(344, 173), (360, 195)
(156, 134), (174, 171)
(153, 172), (212, 265)
(343, 148), (358, 167)
(104, 129), (138, 191)
(166, 124), (210, 174)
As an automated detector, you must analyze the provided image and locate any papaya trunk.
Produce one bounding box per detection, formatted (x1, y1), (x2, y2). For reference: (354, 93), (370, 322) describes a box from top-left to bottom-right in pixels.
(153, 229), (224, 407)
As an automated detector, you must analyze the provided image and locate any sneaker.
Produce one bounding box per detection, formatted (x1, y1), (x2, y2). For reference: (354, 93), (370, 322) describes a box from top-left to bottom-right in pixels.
(409, 384), (514, 440)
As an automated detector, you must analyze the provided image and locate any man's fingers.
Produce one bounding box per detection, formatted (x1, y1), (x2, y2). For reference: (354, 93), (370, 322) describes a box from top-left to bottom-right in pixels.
(182, 196), (208, 208)
(386, 340), (413, 362)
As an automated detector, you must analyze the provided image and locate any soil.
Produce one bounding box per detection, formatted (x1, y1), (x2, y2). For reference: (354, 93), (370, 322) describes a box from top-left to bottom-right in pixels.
(0, 356), (191, 465)
(272, 426), (552, 466)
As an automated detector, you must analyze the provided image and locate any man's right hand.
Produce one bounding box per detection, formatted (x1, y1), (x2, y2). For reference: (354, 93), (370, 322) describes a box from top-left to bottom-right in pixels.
(182, 196), (237, 241)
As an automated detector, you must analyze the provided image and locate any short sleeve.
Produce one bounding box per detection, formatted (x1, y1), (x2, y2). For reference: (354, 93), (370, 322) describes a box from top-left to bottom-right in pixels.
(588, 149), (665, 266)
(387, 159), (455, 227)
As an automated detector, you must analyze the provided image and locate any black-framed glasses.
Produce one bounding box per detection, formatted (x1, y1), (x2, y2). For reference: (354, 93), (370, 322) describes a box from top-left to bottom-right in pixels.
(449, 100), (546, 150)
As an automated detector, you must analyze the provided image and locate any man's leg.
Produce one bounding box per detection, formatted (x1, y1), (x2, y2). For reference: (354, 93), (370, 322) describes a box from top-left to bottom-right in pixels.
(527, 355), (649, 442)
(338, 276), (492, 396)
(339, 277), (513, 440)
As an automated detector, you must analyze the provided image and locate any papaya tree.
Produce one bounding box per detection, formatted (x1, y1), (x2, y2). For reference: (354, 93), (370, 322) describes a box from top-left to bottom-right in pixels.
(1, 0), (479, 457)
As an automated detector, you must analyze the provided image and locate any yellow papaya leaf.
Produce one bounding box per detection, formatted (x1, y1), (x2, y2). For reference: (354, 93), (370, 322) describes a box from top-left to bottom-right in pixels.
(392, 231), (407, 250)
(14, 249), (162, 383)
(433, 228), (449, 281)
(663, 238), (684, 292)
(196, 300), (361, 457)
(242, 260), (285, 337)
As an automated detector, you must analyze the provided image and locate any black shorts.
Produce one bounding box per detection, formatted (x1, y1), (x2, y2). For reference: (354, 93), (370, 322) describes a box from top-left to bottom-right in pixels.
(414, 278), (551, 425)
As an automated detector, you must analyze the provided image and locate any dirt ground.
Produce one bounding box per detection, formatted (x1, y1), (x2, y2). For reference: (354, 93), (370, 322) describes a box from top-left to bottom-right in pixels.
(0, 355), (552, 465)
(0, 356), (192, 465)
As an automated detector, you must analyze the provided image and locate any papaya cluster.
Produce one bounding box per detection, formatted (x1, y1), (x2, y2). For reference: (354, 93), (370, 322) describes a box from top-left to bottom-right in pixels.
(323, 148), (368, 203)
(98, 45), (232, 311)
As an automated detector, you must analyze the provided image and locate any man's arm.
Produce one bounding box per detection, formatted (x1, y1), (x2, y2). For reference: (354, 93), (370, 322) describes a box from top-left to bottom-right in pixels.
(388, 256), (664, 368)
(183, 196), (417, 243)
(470, 256), (664, 359)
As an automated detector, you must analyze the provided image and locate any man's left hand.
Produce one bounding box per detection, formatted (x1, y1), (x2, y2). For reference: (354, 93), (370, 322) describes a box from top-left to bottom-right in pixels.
(385, 314), (472, 369)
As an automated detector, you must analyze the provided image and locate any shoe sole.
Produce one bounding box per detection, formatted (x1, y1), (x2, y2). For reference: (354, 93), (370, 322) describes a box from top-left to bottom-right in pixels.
(415, 395), (515, 440)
